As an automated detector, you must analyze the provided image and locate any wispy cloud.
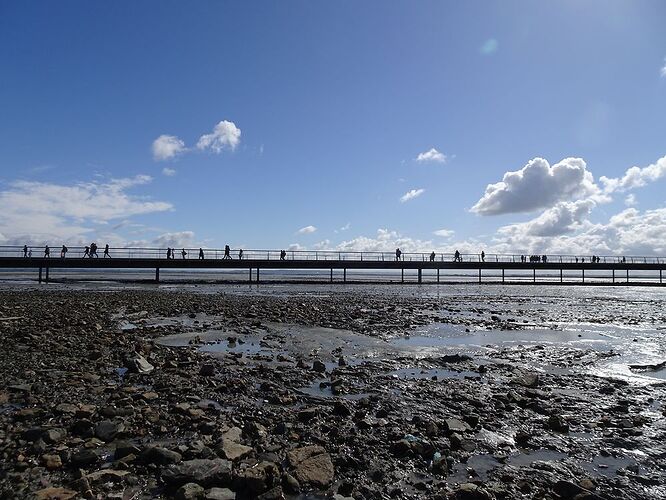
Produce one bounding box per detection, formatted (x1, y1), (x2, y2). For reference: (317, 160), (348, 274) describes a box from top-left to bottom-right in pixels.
(416, 148), (447, 164)
(152, 135), (186, 161)
(480, 38), (498, 55)
(296, 225), (317, 235)
(661, 58), (666, 78)
(162, 167), (176, 177)
(400, 188), (425, 203)
(433, 228), (454, 238)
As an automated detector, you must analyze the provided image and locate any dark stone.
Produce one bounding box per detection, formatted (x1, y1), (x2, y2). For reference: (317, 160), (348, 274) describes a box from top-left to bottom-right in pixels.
(163, 459), (233, 488)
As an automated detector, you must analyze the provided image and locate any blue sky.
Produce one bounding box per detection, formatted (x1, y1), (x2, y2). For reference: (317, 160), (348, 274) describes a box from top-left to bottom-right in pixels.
(1, 1), (666, 255)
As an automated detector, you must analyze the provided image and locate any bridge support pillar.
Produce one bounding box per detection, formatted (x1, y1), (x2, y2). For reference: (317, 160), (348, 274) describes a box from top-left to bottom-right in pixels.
(38, 267), (42, 283)
(478, 269), (481, 284)
(155, 267), (160, 283)
(45, 267), (49, 283)
(660, 269), (663, 284)
(626, 269), (629, 283)
(257, 268), (260, 283)
(502, 268), (505, 283)
(437, 268), (440, 283)
(418, 268), (422, 284)
(343, 269), (346, 283)
(612, 269), (615, 283)
(582, 269), (585, 283)
(330, 268), (333, 283)
(533, 268), (536, 283)
(249, 268), (252, 283)
(401, 269), (404, 283)
(560, 269), (563, 283)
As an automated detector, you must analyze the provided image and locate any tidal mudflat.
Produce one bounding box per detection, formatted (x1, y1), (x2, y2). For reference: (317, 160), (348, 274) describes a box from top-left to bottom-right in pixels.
(1, 284), (665, 499)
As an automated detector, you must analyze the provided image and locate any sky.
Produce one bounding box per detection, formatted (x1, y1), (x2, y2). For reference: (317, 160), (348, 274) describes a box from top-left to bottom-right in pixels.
(1, 1), (666, 256)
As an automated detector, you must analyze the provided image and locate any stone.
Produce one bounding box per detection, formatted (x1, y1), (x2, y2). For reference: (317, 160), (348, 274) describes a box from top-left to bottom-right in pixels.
(176, 483), (205, 500)
(443, 418), (470, 434)
(287, 445), (334, 487)
(72, 419), (94, 438)
(115, 440), (141, 460)
(34, 487), (77, 500)
(233, 461), (280, 494)
(218, 438), (253, 461)
(297, 408), (317, 422)
(452, 483), (492, 500)
(86, 469), (129, 483)
(43, 428), (67, 444)
(312, 360), (326, 373)
(205, 488), (236, 500)
(124, 353), (154, 374)
(553, 480), (585, 498)
(95, 419), (124, 441)
(163, 458), (233, 488)
(221, 426), (243, 443)
(548, 414), (570, 433)
(42, 453), (63, 470)
(71, 449), (99, 467)
(257, 486), (284, 500)
(282, 473), (300, 494)
(141, 445), (183, 465)
(514, 372), (539, 388)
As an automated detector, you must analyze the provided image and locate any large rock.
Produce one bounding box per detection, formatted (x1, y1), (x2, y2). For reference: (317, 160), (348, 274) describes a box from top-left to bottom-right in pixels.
(452, 483), (492, 500)
(218, 438), (253, 461)
(233, 461), (280, 494)
(442, 418), (470, 434)
(124, 353), (154, 374)
(205, 488), (236, 500)
(95, 419), (124, 442)
(287, 445), (334, 487)
(163, 459), (232, 488)
(141, 445), (183, 465)
(175, 483), (205, 500)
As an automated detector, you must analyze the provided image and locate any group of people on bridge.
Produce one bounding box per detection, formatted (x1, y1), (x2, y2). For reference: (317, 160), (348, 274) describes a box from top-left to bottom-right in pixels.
(26, 243), (110, 259)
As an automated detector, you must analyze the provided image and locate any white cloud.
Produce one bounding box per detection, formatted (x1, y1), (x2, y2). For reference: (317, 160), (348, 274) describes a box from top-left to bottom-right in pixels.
(336, 228), (435, 253)
(400, 188), (425, 203)
(162, 167), (176, 177)
(497, 200), (595, 238)
(296, 225), (317, 235)
(313, 239), (331, 250)
(600, 154), (666, 193)
(0, 175), (172, 245)
(151, 231), (195, 249)
(152, 135), (186, 161)
(472, 157), (603, 215)
(480, 38), (498, 55)
(197, 120), (241, 153)
(433, 228), (455, 238)
(624, 194), (637, 207)
(661, 58), (666, 78)
(416, 148), (447, 164)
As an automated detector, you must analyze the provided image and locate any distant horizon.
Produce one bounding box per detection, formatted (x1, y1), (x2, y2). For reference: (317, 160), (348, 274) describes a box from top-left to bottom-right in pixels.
(1, 1), (665, 256)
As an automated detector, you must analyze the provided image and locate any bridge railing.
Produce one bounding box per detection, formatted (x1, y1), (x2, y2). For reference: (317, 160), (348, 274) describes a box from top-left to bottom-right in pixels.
(0, 245), (663, 264)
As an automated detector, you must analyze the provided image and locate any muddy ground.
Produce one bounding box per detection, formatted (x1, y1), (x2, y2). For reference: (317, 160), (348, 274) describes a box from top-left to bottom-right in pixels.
(0, 287), (665, 500)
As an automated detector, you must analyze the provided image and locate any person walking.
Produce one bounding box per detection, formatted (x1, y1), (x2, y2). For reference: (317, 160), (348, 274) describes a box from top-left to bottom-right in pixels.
(166, 247), (172, 260)
(83, 246), (90, 258)
(429, 251), (436, 262)
(454, 250), (460, 262)
(90, 242), (98, 258)
(238, 249), (244, 260)
(44, 245), (50, 258)
(224, 245), (232, 259)
(199, 248), (204, 260)
(104, 244), (111, 258)
(395, 248), (402, 261)
(181, 248), (187, 259)
(23, 245), (28, 258)
(60, 245), (68, 258)
(481, 250), (485, 262)
(280, 250), (286, 260)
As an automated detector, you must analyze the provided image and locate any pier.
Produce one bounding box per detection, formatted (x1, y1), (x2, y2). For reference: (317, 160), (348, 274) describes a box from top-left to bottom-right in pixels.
(0, 246), (664, 286)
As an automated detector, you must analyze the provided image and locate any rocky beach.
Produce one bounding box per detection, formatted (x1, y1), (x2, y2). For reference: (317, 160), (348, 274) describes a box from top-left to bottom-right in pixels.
(1, 284), (665, 500)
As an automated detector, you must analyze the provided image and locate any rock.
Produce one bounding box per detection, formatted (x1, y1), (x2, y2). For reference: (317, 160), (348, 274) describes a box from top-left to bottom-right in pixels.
(71, 449), (99, 467)
(548, 414), (570, 433)
(514, 372), (539, 388)
(163, 459), (233, 488)
(221, 426), (243, 443)
(95, 419), (124, 441)
(257, 486), (284, 500)
(312, 360), (326, 372)
(43, 428), (67, 444)
(218, 438), (253, 461)
(42, 453), (63, 470)
(176, 483), (205, 500)
(234, 461), (280, 494)
(200, 363), (216, 377)
(297, 408), (317, 422)
(22, 427), (44, 442)
(141, 445), (183, 465)
(124, 353), (154, 374)
(205, 488), (236, 500)
(287, 445), (334, 487)
(452, 483), (492, 500)
(439, 354), (473, 363)
(443, 418), (470, 434)
(553, 480), (585, 498)
(333, 400), (351, 417)
(86, 469), (129, 483)
(71, 418), (94, 437)
(391, 439), (412, 457)
(34, 487), (77, 500)
(282, 473), (300, 494)
(115, 440), (141, 459)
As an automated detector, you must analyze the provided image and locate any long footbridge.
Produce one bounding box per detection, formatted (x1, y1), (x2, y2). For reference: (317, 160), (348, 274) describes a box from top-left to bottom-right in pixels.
(0, 246), (664, 286)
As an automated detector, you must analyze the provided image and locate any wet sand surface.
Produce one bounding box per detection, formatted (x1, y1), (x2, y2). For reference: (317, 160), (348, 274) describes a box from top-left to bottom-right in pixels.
(0, 283), (665, 499)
